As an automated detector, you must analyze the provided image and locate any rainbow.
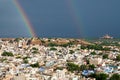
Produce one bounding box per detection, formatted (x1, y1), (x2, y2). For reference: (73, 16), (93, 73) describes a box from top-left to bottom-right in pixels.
(13, 0), (37, 37)
(66, 0), (84, 38)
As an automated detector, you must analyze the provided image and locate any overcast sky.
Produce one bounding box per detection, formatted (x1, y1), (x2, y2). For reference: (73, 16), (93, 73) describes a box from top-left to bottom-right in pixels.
(0, 0), (120, 38)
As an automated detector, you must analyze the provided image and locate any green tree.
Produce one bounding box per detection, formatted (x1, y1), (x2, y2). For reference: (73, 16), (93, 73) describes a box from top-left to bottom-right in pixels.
(89, 73), (97, 78)
(2, 52), (14, 56)
(81, 45), (87, 49)
(103, 47), (110, 51)
(116, 54), (120, 61)
(80, 65), (87, 71)
(32, 50), (38, 54)
(48, 43), (58, 47)
(30, 62), (40, 68)
(69, 50), (74, 54)
(41, 40), (45, 43)
(86, 59), (90, 64)
(90, 52), (96, 55)
(103, 54), (108, 59)
(50, 47), (57, 51)
(87, 45), (103, 50)
(32, 47), (38, 51)
(98, 53), (103, 55)
(14, 38), (21, 42)
(23, 59), (28, 64)
(89, 64), (95, 70)
(0, 58), (7, 62)
(23, 57), (30, 60)
(66, 62), (79, 72)
(96, 73), (108, 80)
(110, 74), (120, 80)
(55, 67), (64, 70)
(89, 73), (108, 80)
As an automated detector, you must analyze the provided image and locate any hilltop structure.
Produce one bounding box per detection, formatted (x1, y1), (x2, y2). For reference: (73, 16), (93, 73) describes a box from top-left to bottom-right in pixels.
(101, 34), (113, 39)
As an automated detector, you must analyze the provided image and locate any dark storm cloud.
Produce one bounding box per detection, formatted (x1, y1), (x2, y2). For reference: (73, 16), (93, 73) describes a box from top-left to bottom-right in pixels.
(0, 0), (120, 38)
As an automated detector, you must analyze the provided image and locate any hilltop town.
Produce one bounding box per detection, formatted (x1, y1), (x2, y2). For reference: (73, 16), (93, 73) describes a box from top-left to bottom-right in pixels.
(0, 37), (120, 80)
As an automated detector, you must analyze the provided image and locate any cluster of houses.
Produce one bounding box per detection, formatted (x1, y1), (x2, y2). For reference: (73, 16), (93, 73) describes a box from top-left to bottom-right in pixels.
(0, 38), (119, 80)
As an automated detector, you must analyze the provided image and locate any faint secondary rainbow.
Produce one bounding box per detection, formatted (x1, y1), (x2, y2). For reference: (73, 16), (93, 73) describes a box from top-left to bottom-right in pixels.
(13, 0), (37, 37)
(66, 0), (84, 38)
